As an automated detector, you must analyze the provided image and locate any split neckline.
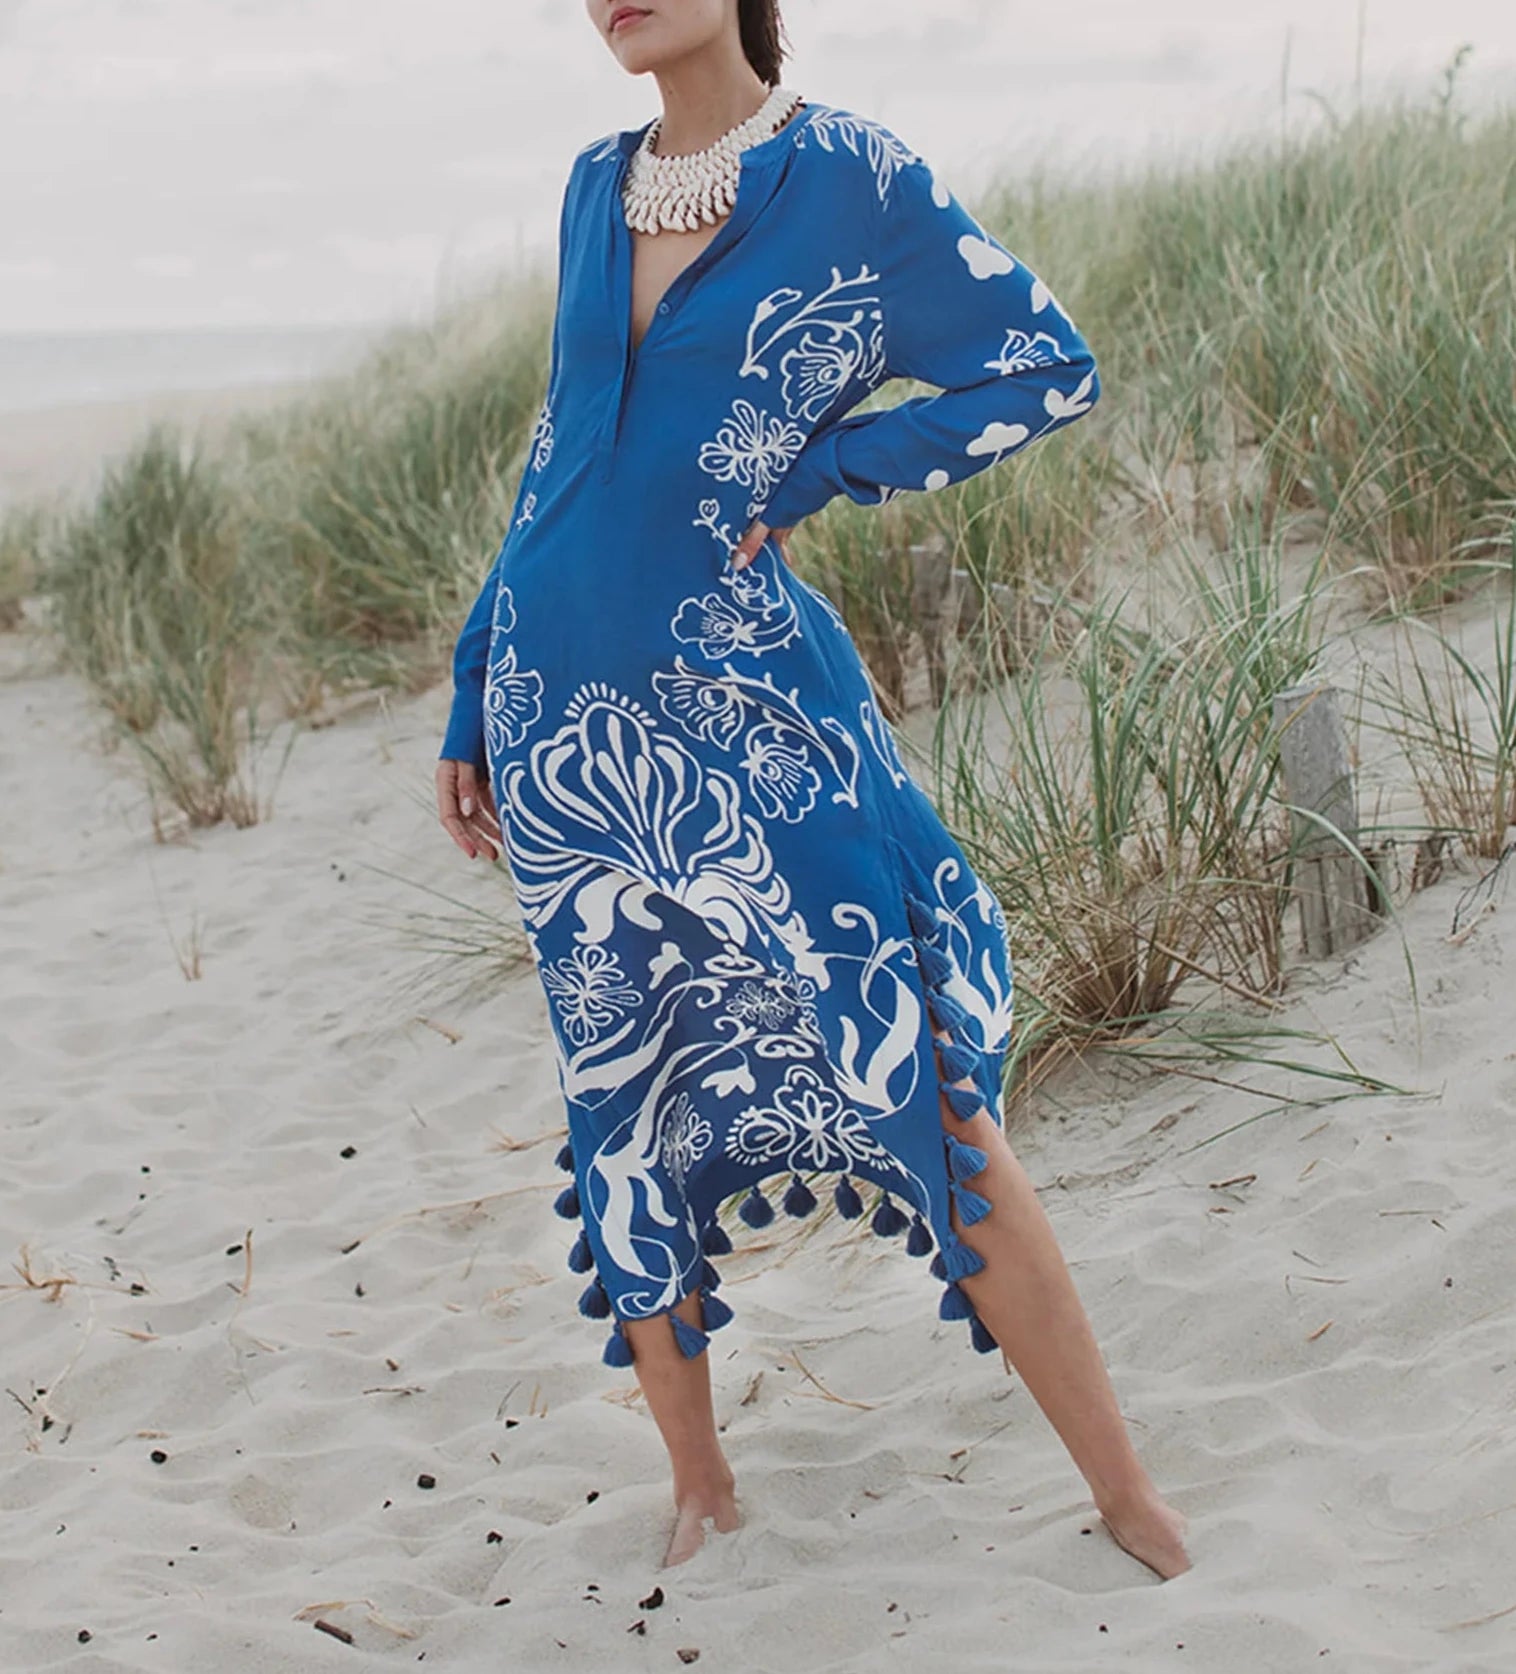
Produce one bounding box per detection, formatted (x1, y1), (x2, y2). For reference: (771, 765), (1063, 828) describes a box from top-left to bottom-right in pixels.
(608, 100), (824, 368)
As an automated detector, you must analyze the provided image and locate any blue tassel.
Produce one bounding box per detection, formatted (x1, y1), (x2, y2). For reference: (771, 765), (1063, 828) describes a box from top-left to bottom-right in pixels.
(917, 942), (954, 987)
(555, 1140), (575, 1172)
(699, 1258), (722, 1293)
(905, 895), (939, 941)
(969, 1313), (1000, 1354)
(937, 1040), (980, 1082)
(871, 1193), (909, 1237)
(553, 1183), (580, 1220)
(738, 1182), (775, 1228)
(567, 1229), (594, 1273)
(602, 1320), (634, 1368)
(783, 1173), (817, 1217)
(833, 1175), (864, 1219)
(938, 1280), (974, 1321)
(670, 1313), (710, 1359)
(951, 1182), (993, 1226)
(946, 1134), (988, 1182)
(701, 1220), (733, 1256)
(928, 990), (970, 1034)
(941, 1236), (986, 1281)
(578, 1277), (611, 1319)
(941, 1083), (983, 1122)
(701, 1289), (734, 1332)
(929, 1249), (947, 1281)
(906, 1213), (934, 1257)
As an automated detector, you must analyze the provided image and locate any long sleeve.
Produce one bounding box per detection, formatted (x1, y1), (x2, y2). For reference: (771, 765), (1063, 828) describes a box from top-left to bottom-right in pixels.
(756, 137), (1100, 532)
(438, 156), (582, 772)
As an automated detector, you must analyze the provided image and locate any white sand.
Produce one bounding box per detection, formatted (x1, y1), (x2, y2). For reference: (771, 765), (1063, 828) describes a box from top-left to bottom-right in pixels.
(2, 586), (1514, 1671)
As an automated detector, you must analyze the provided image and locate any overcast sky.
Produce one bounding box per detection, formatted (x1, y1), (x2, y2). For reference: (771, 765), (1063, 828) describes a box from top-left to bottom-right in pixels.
(2, 0), (1511, 333)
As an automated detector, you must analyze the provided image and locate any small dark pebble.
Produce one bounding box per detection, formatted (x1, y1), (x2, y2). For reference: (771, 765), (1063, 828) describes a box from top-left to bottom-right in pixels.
(129, 1283), (145, 1295)
(638, 1586), (664, 1610)
(586, 1583), (599, 1591)
(226, 1244), (242, 1256)
(493, 1598), (511, 1607)
(627, 1619), (646, 1636)
(504, 1418), (519, 1429)
(355, 1283), (365, 1297)
(417, 1474), (436, 1490)
(150, 1450), (168, 1465)
(341, 1146), (357, 1159)
(676, 1651), (700, 1665)
(77, 1631), (92, 1644)
(141, 1165), (151, 1173)
(585, 1489), (599, 1503)
(1099, 1624), (1108, 1633)
(486, 1530), (503, 1544)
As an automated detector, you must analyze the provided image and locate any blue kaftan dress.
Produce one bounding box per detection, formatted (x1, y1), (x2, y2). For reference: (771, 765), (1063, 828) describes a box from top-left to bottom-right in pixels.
(439, 98), (1101, 1366)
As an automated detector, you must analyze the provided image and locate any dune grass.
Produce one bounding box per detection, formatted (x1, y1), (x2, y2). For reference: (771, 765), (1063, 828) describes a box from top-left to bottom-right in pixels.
(927, 436), (1357, 1094)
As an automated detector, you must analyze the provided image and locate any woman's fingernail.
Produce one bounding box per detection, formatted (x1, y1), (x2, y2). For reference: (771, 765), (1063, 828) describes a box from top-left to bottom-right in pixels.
(461, 796), (474, 815)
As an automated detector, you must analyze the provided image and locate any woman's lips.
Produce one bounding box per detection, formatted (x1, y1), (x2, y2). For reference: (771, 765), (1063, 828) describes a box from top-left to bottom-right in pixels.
(610, 7), (650, 30)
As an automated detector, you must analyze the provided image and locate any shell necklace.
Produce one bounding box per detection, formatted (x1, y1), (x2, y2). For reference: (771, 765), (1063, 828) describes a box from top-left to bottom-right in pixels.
(621, 84), (805, 234)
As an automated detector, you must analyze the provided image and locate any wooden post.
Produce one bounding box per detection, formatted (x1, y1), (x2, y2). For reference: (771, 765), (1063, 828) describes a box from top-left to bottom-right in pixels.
(908, 533), (958, 707)
(1272, 683), (1381, 956)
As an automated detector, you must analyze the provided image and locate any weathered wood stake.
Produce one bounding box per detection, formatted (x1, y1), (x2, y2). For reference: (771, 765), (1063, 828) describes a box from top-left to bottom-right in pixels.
(1272, 683), (1381, 956)
(908, 534), (959, 707)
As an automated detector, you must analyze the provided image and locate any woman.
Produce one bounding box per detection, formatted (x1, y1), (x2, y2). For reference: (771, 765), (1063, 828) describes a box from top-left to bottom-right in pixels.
(435, 0), (1191, 1579)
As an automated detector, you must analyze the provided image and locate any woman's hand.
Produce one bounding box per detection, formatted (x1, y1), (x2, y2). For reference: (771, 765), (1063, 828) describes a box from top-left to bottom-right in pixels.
(436, 758), (503, 861)
(729, 518), (796, 572)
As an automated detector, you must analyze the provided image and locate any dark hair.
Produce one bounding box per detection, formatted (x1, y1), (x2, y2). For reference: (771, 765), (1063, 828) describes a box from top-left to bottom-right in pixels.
(738, 0), (790, 86)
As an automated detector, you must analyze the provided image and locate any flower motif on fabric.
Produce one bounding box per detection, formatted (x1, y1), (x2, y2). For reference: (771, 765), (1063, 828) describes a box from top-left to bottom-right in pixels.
(738, 265), (887, 420)
(649, 666), (744, 749)
(725, 1063), (900, 1174)
(652, 657), (862, 812)
(742, 723), (821, 822)
(484, 586), (544, 754)
(484, 642), (544, 754)
(514, 489), (538, 530)
(671, 504), (802, 657)
(540, 943), (642, 1046)
(984, 327), (1069, 377)
(725, 967), (821, 1037)
(780, 332), (868, 425)
(497, 685), (793, 949)
(698, 398), (807, 503)
(658, 1090), (714, 1192)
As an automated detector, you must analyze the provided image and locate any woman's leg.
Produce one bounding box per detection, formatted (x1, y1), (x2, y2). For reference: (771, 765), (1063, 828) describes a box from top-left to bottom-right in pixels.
(935, 1036), (1193, 1579)
(622, 1287), (741, 1567)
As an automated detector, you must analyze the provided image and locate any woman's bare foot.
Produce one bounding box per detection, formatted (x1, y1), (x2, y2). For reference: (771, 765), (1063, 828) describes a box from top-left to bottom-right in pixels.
(1095, 1487), (1192, 1580)
(662, 1472), (741, 1567)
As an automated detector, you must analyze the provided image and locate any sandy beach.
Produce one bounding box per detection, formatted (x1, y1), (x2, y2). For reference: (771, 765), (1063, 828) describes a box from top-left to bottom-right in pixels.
(2, 529), (1513, 1670)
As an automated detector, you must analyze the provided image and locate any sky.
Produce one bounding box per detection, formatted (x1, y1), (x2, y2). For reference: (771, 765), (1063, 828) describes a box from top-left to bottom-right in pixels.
(0, 0), (1512, 335)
